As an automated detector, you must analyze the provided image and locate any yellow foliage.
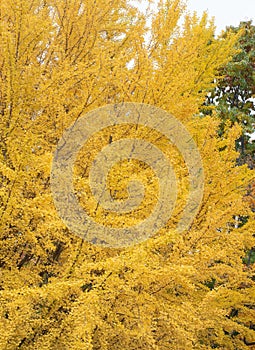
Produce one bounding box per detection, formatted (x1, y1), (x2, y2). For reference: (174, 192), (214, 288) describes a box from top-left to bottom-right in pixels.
(0, 0), (254, 349)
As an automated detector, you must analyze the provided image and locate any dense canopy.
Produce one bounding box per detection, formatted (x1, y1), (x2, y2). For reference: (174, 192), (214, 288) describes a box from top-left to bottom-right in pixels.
(0, 0), (254, 349)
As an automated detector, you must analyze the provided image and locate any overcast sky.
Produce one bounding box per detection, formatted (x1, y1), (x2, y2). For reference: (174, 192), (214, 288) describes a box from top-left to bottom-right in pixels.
(187, 0), (255, 33)
(135, 1), (255, 34)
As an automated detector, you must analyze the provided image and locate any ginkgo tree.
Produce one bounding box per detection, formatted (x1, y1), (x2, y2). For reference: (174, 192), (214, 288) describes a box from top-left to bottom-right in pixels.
(0, 0), (255, 349)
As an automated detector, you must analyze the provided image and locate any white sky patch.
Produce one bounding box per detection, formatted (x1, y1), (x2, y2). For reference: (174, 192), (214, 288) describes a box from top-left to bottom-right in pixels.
(187, 0), (255, 34)
(132, 0), (255, 34)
